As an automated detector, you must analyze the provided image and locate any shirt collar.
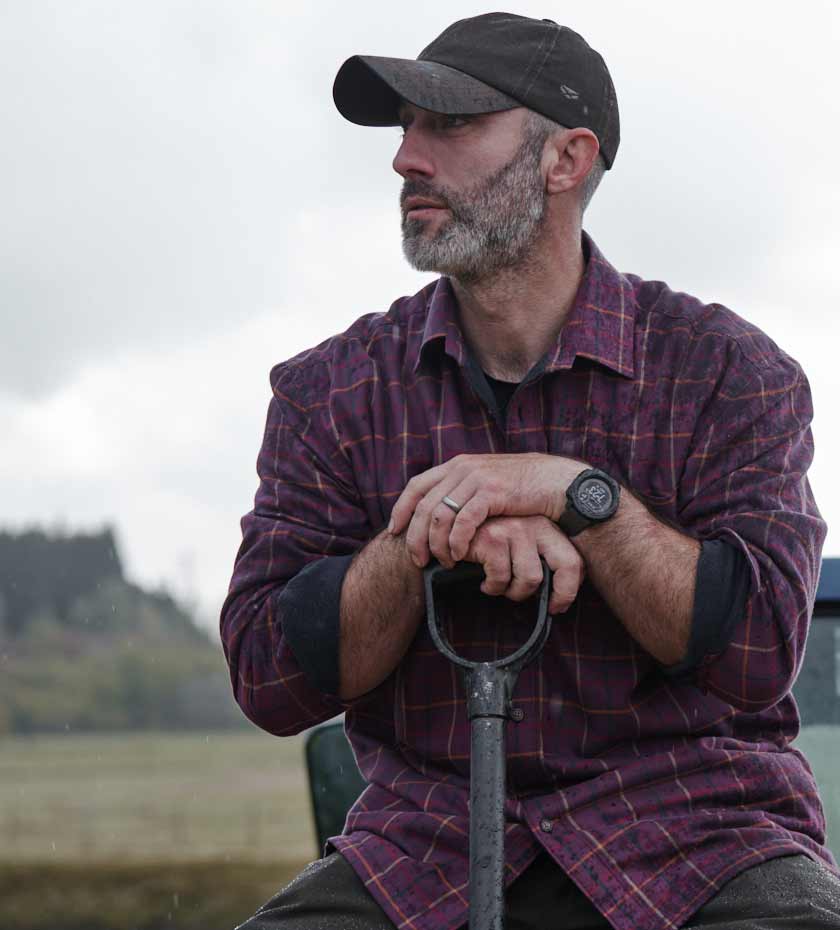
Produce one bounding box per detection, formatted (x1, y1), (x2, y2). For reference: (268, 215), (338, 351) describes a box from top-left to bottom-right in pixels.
(414, 232), (636, 380)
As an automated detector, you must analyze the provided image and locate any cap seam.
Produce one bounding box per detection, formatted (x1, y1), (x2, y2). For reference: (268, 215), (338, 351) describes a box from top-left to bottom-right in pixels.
(508, 29), (551, 98)
(520, 27), (560, 100)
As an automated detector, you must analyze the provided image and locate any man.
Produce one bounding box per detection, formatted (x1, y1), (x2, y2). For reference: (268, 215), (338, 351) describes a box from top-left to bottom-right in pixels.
(222, 13), (840, 929)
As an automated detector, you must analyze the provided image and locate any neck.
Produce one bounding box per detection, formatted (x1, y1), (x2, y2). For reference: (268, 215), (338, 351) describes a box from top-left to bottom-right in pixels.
(450, 223), (585, 382)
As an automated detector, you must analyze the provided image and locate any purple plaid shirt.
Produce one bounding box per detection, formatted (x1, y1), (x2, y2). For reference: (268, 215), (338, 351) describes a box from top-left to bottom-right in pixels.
(221, 233), (835, 930)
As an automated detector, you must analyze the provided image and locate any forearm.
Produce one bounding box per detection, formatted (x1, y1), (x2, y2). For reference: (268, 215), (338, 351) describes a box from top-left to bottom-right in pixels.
(339, 529), (426, 699)
(569, 489), (701, 666)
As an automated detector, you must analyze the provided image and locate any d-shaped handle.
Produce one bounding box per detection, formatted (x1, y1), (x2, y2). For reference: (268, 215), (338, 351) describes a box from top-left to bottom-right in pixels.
(424, 558), (553, 673)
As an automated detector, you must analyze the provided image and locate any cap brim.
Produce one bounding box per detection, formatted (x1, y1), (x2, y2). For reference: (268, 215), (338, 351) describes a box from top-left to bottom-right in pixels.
(333, 55), (521, 126)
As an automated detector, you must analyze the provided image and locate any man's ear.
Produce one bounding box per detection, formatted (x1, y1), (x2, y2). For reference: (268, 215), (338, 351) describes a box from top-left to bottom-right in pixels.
(544, 128), (600, 196)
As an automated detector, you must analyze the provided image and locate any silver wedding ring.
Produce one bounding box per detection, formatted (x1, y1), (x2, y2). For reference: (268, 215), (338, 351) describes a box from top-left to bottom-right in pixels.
(442, 495), (462, 514)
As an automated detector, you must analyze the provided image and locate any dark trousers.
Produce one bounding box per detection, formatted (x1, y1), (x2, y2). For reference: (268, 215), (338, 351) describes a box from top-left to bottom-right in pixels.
(237, 851), (840, 929)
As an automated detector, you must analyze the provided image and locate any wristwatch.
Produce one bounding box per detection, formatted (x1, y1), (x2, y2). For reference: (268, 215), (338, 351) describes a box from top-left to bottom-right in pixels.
(557, 468), (620, 537)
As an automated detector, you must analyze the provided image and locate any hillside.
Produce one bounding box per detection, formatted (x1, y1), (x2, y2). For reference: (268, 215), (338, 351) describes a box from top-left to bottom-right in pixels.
(0, 528), (245, 734)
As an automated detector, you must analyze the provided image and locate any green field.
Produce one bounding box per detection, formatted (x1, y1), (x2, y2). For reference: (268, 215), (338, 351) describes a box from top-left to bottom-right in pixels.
(0, 728), (320, 928)
(0, 727), (317, 864)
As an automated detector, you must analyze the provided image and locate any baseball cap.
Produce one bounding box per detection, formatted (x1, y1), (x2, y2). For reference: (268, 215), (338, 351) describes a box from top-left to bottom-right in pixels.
(333, 12), (619, 168)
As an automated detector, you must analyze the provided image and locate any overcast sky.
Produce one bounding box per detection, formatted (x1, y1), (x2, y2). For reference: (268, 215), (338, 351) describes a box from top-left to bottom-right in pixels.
(2, 1), (838, 628)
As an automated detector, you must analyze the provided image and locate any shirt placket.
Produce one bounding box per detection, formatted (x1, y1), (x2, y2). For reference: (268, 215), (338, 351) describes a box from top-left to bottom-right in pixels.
(461, 350), (549, 452)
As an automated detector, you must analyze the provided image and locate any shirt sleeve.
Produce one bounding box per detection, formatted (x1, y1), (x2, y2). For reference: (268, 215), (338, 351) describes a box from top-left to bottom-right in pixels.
(675, 350), (827, 711)
(219, 362), (374, 736)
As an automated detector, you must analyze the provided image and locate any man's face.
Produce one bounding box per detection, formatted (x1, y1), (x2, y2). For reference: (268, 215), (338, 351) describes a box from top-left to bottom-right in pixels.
(394, 104), (549, 283)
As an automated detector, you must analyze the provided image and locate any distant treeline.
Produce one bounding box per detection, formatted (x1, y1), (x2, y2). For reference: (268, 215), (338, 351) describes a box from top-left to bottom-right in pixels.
(0, 527), (246, 734)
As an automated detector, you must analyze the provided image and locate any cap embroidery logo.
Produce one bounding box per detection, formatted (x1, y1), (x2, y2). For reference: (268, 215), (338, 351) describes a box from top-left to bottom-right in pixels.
(560, 84), (580, 100)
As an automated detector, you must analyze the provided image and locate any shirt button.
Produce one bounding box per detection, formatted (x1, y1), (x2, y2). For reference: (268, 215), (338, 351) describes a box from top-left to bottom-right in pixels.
(540, 819), (553, 833)
(510, 707), (524, 722)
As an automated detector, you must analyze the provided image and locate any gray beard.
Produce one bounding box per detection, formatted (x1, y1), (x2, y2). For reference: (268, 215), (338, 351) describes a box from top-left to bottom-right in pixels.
(400, 130), (547, 285)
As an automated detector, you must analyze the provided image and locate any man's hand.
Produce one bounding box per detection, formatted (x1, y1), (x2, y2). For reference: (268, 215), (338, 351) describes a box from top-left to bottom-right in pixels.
(450, 514), (585, 615)
(387, 452), (589, 569)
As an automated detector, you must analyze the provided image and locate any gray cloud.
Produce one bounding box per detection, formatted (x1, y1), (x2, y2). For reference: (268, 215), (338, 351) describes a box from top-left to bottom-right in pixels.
(1, 2), (295, 397)
(0, 0), (463, 398)
(2, 0), (837, 395)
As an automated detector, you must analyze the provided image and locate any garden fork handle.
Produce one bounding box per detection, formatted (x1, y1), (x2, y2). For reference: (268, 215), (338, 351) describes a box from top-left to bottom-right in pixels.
(424, 559), (552, 930)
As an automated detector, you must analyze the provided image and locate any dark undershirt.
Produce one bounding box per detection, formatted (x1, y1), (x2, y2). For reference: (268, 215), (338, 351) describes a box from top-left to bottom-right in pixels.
(280, 372), (751, 695)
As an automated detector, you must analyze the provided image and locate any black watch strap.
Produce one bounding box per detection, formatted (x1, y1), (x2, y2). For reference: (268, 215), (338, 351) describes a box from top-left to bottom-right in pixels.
(557, 505), (594, 537)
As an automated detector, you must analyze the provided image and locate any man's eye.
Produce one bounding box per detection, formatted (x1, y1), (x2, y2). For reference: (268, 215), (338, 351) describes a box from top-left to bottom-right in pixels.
(395, 115), (469, 138)
(441, 115), (469, 129)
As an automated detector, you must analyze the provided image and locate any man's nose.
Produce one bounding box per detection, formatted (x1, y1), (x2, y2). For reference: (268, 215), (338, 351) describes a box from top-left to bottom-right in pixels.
(392, 129), (435, 180)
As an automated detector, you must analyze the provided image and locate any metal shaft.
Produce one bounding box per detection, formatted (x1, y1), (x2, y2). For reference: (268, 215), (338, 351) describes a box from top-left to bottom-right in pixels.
(469, 714), (506, 930)
(425, 562), (552, 930)
(466, 661), (512, 930)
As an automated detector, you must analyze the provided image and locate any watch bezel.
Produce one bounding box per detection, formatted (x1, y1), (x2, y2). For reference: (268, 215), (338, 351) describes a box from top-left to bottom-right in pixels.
(565, 468), (620, 525)
(567, 468), (619, 523)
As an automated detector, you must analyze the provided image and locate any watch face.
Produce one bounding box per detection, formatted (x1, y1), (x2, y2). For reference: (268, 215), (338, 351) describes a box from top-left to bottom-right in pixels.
(576, 477), (615, 519)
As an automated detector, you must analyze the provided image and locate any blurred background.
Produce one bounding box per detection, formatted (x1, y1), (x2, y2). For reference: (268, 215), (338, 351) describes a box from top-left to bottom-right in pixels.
(1, 2), (838, 928)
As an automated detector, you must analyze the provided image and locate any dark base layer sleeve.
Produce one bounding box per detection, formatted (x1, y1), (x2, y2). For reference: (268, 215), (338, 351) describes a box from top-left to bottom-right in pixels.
(276, 554), (355, 696)
(662, 538), (751, 680)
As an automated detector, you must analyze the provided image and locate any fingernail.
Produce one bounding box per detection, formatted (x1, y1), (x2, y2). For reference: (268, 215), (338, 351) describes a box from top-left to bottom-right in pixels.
(387, 518), (394, 534)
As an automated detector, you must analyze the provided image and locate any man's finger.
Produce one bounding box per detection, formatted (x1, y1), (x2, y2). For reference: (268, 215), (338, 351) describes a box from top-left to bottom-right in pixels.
(428, 499), (459, 567)
(466, 529), (511, 596)
(404, 499), (437, 567)
(404, 477), (465, 566)
(480, 545), (512, 596)
(539, 532), (586, 614)
(446, 496), (488, 564)
(505, 531), (544, 602)
(388, 462), (450, 534)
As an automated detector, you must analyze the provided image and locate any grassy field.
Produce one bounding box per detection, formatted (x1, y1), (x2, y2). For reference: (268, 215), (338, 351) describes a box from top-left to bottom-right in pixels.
(0, 728), (320, 928)
(0, 728), (318, 864)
